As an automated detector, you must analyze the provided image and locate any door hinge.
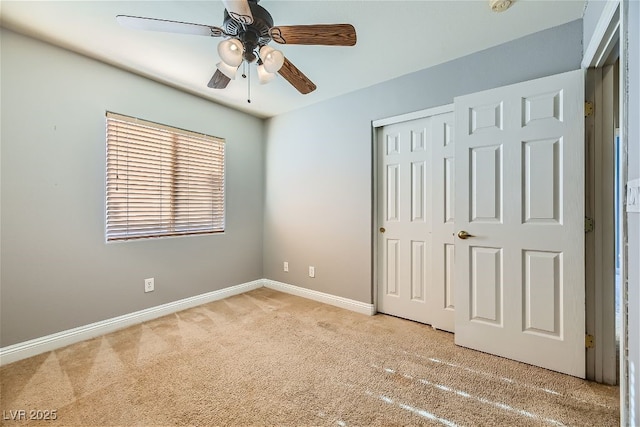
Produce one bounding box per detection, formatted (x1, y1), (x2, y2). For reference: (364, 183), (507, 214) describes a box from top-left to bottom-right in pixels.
(585, 101), (594, 117)
(585, 217), (594, 233)
(585, 334), (595, 348)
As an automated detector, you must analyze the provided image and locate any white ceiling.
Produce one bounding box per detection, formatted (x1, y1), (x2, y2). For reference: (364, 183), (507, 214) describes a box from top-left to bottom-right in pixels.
(1, 0), (586, 118)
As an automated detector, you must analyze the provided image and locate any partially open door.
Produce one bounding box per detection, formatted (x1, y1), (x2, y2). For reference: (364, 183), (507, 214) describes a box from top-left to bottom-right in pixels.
(454, 69), (585, 377)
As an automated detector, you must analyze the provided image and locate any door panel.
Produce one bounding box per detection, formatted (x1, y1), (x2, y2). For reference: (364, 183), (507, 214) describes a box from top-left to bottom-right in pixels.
(523, 138), (561, 223)
(444, 158), (455, 223)
(430, 111), (456, 332)
(470, 246), (502, 325)
(412, 161), (427, 222)
(411, 240), (426, 301)
(454, 69), (585, 377)
(377, 110), (454, 329)
(377, 119), (432, 324)
(523, 250), (561, 336)
(471, 145), (503, 222)
(385, 239), (400, 296)
(386, 163), (400, 221)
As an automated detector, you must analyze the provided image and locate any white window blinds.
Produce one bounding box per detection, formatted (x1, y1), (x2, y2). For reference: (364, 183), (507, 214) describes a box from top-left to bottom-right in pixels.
(106, 112), (225, 241)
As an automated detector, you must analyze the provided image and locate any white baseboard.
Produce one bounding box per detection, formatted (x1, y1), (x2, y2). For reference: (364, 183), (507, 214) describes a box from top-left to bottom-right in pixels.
(0, 280), (263, 366)
(263, 279), (375, 316)
(0, 279), (374, 366)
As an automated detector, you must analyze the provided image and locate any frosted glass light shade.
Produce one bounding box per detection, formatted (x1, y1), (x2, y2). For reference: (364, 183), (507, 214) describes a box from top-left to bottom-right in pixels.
(257, 64), (275, 84)
(259, 45), (285, 73)
(216, 61), (238, 80)
(217, 39), (243, 67)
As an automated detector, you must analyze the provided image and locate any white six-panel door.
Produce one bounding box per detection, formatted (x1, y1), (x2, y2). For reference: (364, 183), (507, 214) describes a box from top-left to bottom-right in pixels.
(377, 118), (433, 324)
(377, 110), (455, 331)
(453, 69), (585, 377)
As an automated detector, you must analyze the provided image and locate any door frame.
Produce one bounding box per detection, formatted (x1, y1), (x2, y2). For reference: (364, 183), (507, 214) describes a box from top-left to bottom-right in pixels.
(585, 64), (619, 385)
(371, 104), (454, 313)
(582, 0), (629, 422)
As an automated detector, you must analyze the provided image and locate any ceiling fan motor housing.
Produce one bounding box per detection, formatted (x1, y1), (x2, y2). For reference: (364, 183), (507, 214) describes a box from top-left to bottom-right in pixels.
(223, 1), (273, 62)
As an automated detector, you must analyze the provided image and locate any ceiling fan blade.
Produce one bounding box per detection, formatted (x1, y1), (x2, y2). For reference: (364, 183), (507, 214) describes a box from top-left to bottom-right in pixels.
(207, 70), (231, 89)
(116, 15), (225, 37)
(278, 58), (316, 95)
(221, 0), (254, 25)
(270, 24), (356, 46)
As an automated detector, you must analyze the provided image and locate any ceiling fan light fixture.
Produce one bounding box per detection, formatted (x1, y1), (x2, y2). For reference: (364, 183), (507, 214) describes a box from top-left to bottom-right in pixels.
(257, 64), (276, 84)
(218, 38), (244, 67)
(260, 45), (285, 73)
(216, 61), (238, 79)
(118, 0), (357, 96)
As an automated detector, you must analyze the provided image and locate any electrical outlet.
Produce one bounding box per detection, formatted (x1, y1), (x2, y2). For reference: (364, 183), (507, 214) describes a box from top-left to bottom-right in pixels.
(283, 261), (289, 272)
(309, 266), (315, 278)
(144, 278), (154, 293)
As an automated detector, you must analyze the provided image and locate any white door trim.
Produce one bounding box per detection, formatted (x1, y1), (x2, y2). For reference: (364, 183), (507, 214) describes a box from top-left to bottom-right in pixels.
(371, 105), (454, 315)
(582, 1), (621, 69)
(586, 64), (619, 385)
(582, 0), (628, 421)
(372, 104), (455, 128)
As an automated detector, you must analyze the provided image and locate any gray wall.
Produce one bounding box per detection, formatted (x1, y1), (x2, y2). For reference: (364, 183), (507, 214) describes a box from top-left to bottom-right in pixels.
(624, 0), (640, 422)
(263, 20), (583, 303)
(0, 29), (265, 347)
(583, 0), (608, 56)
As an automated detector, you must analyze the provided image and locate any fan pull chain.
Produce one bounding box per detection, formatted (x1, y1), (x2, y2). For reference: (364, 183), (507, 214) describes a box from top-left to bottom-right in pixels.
(241, 60), (250, 103)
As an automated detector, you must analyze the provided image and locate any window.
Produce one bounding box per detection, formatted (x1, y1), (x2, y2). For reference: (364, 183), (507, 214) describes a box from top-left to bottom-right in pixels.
(105, 112), (225, 241)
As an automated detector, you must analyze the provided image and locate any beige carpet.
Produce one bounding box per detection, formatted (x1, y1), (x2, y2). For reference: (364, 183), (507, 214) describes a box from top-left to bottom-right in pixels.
(1, 288), (619, 426)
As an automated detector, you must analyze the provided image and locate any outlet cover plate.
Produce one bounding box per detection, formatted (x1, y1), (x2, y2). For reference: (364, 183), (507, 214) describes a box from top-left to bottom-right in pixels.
(144, 278), (154, 293)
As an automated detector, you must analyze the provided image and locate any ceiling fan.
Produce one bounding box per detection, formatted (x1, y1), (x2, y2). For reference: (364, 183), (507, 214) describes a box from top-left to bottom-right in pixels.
(116, 0), (357, 97)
